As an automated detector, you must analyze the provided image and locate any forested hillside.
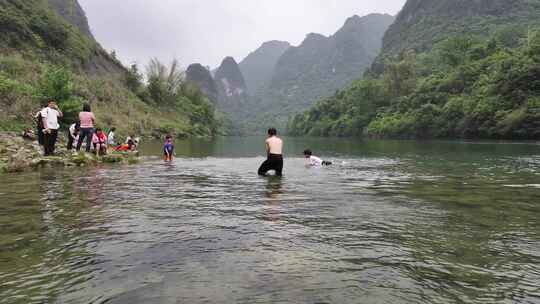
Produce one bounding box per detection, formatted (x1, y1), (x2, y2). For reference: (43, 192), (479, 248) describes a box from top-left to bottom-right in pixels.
(371, 0), (539, 73)
(0, 0), (223, 137)
(232, 13), (394, 134)
(289, 0), (540, 139)
(239, 40), (290, 95)
(267, 14), (394, 110)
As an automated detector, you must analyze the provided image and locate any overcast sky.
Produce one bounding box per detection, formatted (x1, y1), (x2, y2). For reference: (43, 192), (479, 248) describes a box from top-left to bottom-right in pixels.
(79, 0), (406, 69)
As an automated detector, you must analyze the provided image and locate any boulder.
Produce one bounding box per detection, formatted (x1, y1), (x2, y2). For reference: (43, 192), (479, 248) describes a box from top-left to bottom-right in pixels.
(101, 154), (125, 163)
(71, 153), (98, 166)
(6, 150), (33, 173)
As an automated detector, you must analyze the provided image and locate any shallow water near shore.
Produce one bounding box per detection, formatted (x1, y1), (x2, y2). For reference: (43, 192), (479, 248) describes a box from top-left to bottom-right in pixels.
(1, 137), (539, 303)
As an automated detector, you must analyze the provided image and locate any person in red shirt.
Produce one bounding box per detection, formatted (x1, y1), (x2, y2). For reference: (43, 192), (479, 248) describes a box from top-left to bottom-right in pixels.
(92, 128), (108, 155)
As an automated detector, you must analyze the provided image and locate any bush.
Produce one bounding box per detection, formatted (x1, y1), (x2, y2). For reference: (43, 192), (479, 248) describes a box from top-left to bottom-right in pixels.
(35, 65), (82, 126)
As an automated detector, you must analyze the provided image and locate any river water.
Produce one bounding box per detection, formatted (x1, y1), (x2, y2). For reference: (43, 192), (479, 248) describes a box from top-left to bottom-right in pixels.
(1, 137), (539, 304)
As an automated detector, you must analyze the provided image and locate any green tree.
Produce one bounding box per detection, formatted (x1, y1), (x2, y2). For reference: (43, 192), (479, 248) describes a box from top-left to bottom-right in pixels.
(493, 25), (527, 49)
(436, 36), (478, 67)
(125, 63), (143, 93)
(383, 50), (417, 97)
(145, 58), (185, 103)
(528, 30), (540, 61)
(36, 65), (82, 125)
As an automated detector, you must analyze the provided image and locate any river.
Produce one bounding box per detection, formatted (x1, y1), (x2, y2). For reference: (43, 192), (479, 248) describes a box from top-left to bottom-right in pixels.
(1, 137), (539, 304)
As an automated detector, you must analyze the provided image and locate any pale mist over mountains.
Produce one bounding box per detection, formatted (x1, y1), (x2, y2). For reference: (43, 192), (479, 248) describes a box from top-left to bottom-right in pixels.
(78, 0), (406, 68)
(77, 0), (405, 134)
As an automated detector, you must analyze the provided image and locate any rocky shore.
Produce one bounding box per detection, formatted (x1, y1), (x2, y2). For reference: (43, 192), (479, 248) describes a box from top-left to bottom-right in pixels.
(0, 132), (140, 174)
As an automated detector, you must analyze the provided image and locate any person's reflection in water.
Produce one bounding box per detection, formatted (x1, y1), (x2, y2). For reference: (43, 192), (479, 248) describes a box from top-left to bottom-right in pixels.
(263, 176), (284, 222)
(39, 169), (65, 229)
(87, 171), (106, 206)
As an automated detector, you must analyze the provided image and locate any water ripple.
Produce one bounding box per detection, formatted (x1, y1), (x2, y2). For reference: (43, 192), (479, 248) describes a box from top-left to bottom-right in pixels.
(0, 151), (539, 304)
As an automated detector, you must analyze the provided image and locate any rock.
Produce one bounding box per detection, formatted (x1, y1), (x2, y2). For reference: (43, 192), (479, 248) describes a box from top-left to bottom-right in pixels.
(101, 154), (124, 163)
(10, 137), (24, 144)
(0, 132), (141, 174)
(30, 158), (43, 167)
(214, 57), (249, 109)
(64, 161), (77, 167)
(71, 153), (98, 166)
(6, 150), (32, 173)
(0, 160), (6, 173)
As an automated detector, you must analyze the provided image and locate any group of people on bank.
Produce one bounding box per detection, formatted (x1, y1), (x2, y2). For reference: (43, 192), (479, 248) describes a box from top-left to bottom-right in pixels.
(33, 99), (330, 175)
(35, 100), (139, 156)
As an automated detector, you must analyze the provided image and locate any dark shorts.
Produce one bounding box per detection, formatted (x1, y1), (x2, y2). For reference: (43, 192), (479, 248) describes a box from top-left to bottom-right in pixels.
(258, 154), (283, 176)
(164, 148), (174, 156)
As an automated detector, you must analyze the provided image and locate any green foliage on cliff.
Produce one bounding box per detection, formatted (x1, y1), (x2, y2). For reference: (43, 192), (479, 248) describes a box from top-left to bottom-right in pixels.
(142, 59), (222, 136)
(0, 0), (97, 65)
(288, 28), (540, 139)
(0, 55), (223, 137)
(371, 0), (540, 74)
(0, 0), (223, 137)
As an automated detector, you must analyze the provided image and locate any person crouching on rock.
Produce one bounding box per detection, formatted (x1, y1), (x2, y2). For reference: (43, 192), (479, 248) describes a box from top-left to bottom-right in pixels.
(67, 122), (80, 151)
(125, 134), (139, 150)
(107, 127), (117, 147)
(92, 128), (108, 155)
(22, 128), (36, 141)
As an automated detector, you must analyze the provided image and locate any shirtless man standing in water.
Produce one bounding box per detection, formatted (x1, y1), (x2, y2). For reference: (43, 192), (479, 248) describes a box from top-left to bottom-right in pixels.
(258, 128), (283, 176)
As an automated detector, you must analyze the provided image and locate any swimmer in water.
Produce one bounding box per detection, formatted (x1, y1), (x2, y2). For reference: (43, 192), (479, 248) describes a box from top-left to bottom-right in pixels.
(304, 149), (332, 167)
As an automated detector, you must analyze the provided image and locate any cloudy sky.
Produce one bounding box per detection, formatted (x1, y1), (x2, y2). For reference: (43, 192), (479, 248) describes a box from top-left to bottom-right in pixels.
(79, 0), (406, 69)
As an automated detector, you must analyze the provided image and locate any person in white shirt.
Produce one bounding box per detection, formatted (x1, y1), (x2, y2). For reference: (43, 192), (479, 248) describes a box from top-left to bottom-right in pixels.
(107, 127), (116, 146)
(67, 122), (80, 151)
(41, 100), (63, 156)
(304, 149), (332, 167)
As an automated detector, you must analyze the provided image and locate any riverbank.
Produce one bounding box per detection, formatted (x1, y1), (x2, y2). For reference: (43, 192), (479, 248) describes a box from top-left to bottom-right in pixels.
(0, 132), (139, 174)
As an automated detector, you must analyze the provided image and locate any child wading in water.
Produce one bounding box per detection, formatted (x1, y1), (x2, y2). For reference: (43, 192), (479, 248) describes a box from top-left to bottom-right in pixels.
(304, 149), (332, 167)
(163, 135), (174, 162)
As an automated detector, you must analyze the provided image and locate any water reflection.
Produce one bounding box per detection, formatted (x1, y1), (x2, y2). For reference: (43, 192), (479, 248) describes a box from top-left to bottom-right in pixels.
(0, 169), (106, 304)
(264, 176), (283, 198)
(263, 176), (283, 223)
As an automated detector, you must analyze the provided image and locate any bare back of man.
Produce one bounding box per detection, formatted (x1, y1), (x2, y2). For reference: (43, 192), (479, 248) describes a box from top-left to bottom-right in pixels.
(266, 136), (283, 155)
(258, 128), (284, 176)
